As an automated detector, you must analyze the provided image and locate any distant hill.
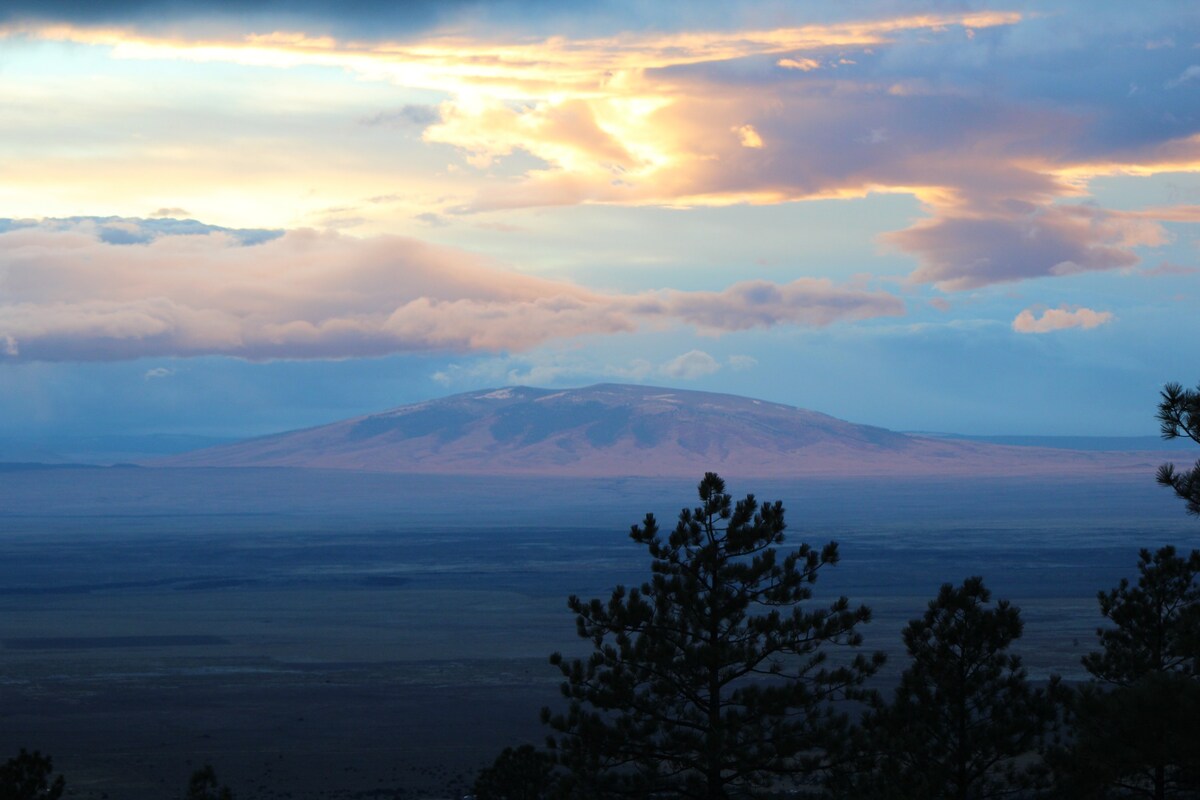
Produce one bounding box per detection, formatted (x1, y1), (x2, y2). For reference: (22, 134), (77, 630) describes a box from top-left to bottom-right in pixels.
(912, 432), (1197, 452)
(159, 383), (1182, 478)
(0, 433), (237, 464)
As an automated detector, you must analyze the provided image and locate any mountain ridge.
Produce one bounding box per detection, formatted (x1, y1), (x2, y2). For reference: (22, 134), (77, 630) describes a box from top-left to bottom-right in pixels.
(161, 383), (1173, 478)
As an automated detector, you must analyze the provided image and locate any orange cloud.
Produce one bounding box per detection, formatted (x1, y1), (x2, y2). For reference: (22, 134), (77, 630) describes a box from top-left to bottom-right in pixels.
(0, 12), (1022, 218)
(5, 10), (1197, 293)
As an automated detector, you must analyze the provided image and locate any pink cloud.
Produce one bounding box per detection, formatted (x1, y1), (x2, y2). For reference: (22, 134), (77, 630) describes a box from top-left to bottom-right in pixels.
(0, 222), (904, 361)
(892, 205), (1165, 291)
(656, 278), (904, 332)
(1011, 305), (1115, 334)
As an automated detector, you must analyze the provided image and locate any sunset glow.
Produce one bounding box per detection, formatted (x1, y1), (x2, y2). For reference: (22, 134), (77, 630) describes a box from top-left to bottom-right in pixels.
(1, 1), (1198, 439)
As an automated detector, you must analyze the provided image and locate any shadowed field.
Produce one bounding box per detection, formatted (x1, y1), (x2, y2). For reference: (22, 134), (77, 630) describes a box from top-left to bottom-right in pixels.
(1, 467), (1197, 798)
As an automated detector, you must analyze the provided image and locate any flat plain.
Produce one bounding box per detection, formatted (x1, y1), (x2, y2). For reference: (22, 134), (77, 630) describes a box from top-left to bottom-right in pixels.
(1, 466), (1198, 799)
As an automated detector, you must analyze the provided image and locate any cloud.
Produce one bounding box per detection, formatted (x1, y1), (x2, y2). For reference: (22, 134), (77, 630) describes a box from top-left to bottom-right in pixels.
(0, 225), (625, 360)
(660, 349), (720, 379)
(0, 216), (281, 246)
(1011, 305), (1114, 334)
(414, 212), (447, 227)
(657, 278), (905, 331)
(144, 367), (174, 379)
(436, 347), (758, 388)
(0, 0), (490, 38)
(727, 354), (757, 371)
(0, 219), (904, 362)
(150, 207), (190, 218)
(1166, 65), (1200, 89)
(359, 104), (440, 128)
(1137, 260), (1199, 277)
(433, 353), (657, 387)
(6, 9), (1197, 293)
(733, 124), (763, 149)
(893, 205), (1166, 291)
(435, 347), (758, 388)
(777, 57), (820, 71)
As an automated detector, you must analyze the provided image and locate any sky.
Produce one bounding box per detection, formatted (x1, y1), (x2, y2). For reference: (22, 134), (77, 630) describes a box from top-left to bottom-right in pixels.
(0, 0), (1198, 445)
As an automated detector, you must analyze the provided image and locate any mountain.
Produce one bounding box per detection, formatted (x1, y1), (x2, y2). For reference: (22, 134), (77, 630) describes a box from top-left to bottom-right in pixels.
(162, 383), (1173, 477)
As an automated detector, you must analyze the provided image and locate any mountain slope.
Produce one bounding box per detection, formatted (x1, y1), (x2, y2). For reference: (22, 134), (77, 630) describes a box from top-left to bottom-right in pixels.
(163, 383), (1165, 477)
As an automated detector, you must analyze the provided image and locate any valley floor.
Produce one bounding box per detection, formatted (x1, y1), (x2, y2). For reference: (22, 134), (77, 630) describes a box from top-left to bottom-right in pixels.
(1, 468), (1197, 798)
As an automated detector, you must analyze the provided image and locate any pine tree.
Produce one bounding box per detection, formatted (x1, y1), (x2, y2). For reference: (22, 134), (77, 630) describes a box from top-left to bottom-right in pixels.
(839, 578), (1058, 800)
(0, 750), (64, 800)
(186, 765), (234, 800)
(1049, 386), (1200, 798)
(472, 745), (556, 800)
(542, 472), (882, 799)
(1050, 546), (1200, 799)
(1082, 546), (1200, 686)
(1156, 381), (1200, 515)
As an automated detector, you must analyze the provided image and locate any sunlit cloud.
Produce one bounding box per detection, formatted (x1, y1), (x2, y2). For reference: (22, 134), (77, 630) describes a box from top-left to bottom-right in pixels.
(2, 12), (1020, 96)
(1049, 137), (1200, 184)
(1011, 306), (1114, 334)
(733, 124), (764, 149)
(777, 57), (820, 71)
(0, 219), (903, 362)
(0, 14), (1022, 217)
(2, 8), (1199, 293)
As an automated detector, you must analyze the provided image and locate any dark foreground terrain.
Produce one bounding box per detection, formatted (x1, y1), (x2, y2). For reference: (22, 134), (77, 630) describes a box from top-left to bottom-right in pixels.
(1, 467), (1197, 798)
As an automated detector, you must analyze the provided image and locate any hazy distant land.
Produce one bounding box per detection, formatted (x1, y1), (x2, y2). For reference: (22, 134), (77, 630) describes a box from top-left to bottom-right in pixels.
(8, 0), (1200, 792)
(157, 384), (1185, 478)
(2, 385), (1198, 797)
(4, 385), (1191, 470)
(2, 462), (1199, 798)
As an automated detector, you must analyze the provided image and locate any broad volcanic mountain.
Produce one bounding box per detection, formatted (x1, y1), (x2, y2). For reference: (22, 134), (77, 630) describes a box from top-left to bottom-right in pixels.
(164, 384), (1162, 477)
